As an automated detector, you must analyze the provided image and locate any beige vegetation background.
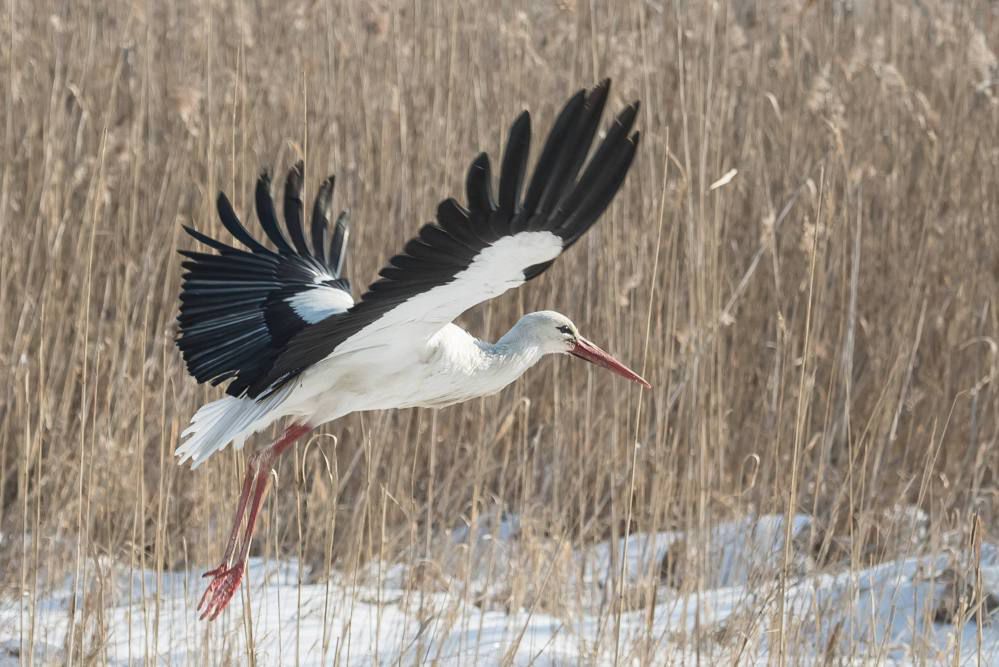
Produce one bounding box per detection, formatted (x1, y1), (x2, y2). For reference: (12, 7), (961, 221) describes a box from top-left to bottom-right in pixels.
(1, 0), (999, 661)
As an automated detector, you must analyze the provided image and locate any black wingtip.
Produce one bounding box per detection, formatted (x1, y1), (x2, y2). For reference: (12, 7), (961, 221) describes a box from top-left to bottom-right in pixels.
(470, 152), (490, 170)
(522, 88), (590, 214)
(511, 110), (531, 131)
(498, 112), (532, 216)
(287, 160), (304, 188)
(182, 223), (233, 253)
(256, 168), (294, 253)
(466, 152), (495, 213)
(310, 174), (335, 265)
(587, 81), (611, 110)
(592, 78), (611, 96)
(329, 208), (350, 277)
(614, 102), (640, 131)
(283, 161), (311, 256)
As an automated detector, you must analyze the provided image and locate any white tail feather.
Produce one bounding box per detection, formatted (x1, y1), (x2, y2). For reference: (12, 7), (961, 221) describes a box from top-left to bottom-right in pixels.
(176, 387), (291, 468)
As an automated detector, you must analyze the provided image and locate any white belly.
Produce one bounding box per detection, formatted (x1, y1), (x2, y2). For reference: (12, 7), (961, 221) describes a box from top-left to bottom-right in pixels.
(277, 324), (541, 426)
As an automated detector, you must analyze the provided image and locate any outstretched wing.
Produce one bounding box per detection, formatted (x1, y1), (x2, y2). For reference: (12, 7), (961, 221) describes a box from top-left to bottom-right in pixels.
(245, 80), (640, 399)
(176, 162), (352, 397)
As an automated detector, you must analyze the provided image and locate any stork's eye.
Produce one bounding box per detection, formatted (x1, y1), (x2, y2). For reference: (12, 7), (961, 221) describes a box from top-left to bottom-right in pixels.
(557, 325), (573, 335)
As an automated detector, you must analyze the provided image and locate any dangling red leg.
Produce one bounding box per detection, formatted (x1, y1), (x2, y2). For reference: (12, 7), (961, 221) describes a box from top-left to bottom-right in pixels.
(198, 423), (312, 620)
(201, 462), (256, 581)
(198, 466), (277, 620)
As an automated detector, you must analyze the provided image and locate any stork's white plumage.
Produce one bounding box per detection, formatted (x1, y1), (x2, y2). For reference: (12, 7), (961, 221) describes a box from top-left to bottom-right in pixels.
(174, 80), (648, 619)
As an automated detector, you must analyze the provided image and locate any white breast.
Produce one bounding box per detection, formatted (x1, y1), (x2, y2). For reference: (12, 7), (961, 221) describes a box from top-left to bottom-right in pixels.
(278, 324), (542, 422)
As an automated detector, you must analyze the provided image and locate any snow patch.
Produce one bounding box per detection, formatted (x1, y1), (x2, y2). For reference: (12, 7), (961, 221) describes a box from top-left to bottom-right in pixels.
(3, 515), (999, 664)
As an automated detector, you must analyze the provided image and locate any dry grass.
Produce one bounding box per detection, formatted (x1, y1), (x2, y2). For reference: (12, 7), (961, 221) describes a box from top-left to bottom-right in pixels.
(2, 0), (998, 663)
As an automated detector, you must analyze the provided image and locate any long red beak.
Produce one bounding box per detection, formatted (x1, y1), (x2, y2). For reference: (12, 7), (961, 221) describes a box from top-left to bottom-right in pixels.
(569, 337), (651, 389)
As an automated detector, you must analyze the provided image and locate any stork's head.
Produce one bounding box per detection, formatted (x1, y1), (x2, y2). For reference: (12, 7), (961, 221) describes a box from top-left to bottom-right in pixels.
(514, 311), (651, 389)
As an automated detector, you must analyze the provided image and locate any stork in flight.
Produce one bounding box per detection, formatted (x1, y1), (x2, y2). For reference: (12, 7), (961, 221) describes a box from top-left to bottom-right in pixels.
(175, 80), (648, 620)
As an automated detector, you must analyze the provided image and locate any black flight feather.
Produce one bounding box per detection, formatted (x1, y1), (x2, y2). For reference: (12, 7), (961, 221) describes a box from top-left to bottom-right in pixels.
(554, 79), (611, 202)
(498, 112), (531, 216)
(283, 162), (312, 257)
(561, 133), (640, 249)
(176, 166), (352, 396)
(217, 193), (270, 254)
(311, 176), (335, 265)
(329, 210), (349, 278)
(465, 153), (495, 214)
(563, 102), (640, 207)
(255, 172), (295, 254)
(521, 89), (586, 215)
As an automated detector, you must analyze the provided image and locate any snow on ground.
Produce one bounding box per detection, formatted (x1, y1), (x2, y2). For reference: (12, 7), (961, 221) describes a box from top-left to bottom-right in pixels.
(3, 514), (999, 665)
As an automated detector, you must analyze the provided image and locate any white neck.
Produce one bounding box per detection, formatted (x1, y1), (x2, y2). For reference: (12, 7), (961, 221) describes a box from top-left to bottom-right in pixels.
(424, 318), (559, 405)
(474, 328), (546, 394)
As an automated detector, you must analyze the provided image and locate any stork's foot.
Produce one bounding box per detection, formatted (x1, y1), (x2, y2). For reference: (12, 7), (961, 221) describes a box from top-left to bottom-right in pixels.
(193, 424), (314, 621)
(198, 562), (245, 621)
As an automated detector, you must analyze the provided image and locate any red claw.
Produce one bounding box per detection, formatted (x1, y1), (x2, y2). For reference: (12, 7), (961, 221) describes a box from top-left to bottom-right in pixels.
(197, 562), (246, 621)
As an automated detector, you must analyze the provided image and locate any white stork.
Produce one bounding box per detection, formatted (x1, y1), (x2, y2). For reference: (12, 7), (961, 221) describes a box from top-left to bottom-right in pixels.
(175, 80), (648, 620)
